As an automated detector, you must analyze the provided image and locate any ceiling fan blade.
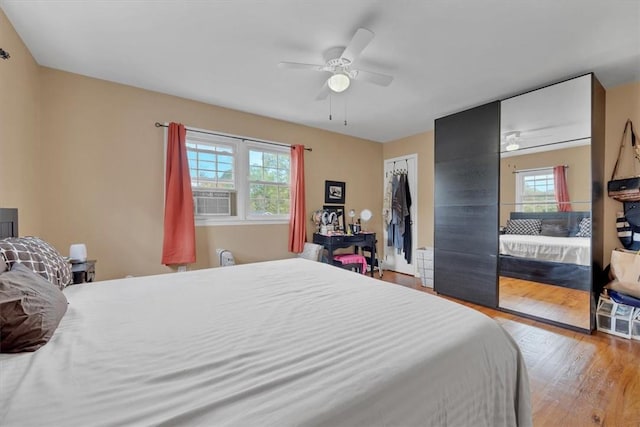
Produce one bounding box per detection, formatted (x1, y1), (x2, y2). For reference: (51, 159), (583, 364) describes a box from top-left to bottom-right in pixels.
(340, 28), (374, 64)
(278, 61), (325, 71)
(354, 69), (393, 86)
(316, 81), (330, 101)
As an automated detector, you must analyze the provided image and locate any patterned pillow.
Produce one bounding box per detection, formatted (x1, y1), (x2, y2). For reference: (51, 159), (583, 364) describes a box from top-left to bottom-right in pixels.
(0, 237), (72, 290)
(575, 217), (591, 237)
(504, 219), (542, 235)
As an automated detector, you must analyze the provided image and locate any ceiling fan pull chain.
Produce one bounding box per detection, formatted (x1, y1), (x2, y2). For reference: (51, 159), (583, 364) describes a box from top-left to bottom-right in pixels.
(329, 93), (332, 121)
(344, 95), (348, 126)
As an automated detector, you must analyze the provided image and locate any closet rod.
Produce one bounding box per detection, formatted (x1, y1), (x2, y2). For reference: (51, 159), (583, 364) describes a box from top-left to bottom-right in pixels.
(513, 165), (568, 174)
(154, 122), (312, 152)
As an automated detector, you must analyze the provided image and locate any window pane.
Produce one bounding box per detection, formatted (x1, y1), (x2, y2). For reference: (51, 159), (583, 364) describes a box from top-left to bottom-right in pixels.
(278, 155), (290, 170)
(249, 166), (263, 181)
(198, 160), (216, 171)
(278, 199), (290, 215)
(277, 169), (289, 183)
(263, 167), (278, 182)
(264, 152), (277, 168)
(199, 152), (215, 162)
(279, 186), (290, 200)
(198, 170), (216, 180)
(218, 155), (233, 164)
(216, 146), (233, 153)
(249, 151), (263, 166)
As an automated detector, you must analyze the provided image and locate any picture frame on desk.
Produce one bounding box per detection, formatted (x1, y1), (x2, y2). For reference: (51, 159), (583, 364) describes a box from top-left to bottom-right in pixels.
(323, 205), (345, 232)
(325, 180), (346, 204)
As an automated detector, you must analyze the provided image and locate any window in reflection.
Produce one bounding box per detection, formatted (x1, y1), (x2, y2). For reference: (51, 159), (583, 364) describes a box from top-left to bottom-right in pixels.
(516, 168), (556, 212)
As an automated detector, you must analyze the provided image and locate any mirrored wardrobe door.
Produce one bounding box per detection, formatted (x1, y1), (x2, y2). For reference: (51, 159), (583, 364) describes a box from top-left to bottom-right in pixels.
(498, 74), (593, 330)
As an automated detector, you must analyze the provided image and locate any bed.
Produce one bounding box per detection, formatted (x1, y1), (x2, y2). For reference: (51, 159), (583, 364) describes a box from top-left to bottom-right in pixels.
(0, 254), (532, 426)
(0, 209), (530, 425)
(499, 211), (591, 290)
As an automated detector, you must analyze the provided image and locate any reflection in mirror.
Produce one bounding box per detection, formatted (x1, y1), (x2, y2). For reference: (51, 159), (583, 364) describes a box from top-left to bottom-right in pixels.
(498, 74), (592, 330)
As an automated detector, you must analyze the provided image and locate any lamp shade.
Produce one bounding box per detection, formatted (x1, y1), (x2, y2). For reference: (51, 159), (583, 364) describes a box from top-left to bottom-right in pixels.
(69, 244), (87, 262)
(327, 73), (350, 93)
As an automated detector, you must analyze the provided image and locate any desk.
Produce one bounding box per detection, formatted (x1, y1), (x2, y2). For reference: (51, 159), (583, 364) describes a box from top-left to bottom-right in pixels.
(313, 233), (376, 277)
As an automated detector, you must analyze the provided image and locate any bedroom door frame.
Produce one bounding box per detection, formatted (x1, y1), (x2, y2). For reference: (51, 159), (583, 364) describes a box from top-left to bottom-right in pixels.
(382, 154), (418, 276)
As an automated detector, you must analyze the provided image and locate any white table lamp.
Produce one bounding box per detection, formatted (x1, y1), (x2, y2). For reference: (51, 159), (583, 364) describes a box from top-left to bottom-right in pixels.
(69, 244), (87, 262)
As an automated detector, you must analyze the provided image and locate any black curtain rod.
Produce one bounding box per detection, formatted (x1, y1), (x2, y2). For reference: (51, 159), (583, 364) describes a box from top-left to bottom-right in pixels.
(513, 165), (569, 174)
(155, 122), (312, 152)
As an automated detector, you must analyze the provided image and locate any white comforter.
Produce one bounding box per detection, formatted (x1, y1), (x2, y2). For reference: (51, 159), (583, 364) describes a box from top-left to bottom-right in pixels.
(0, 259), (531, 426)
(500, 234), (591, 266)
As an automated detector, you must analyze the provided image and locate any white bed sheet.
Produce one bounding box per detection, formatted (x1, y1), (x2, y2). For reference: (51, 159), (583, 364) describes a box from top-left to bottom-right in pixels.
(500, 234), (591, 266)
(0, 258), (531, 426)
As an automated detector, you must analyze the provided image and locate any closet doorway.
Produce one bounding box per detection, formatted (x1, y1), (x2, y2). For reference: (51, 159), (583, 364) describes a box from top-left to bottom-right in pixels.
(383, 154), (418, 276)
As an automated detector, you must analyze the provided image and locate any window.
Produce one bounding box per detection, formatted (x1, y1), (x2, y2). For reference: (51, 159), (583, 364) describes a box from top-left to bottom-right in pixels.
(187, 136), (235, 190)
(248, 147), (290, 216)
(181, 129), (290, 225)
(516, 168), (557, 212)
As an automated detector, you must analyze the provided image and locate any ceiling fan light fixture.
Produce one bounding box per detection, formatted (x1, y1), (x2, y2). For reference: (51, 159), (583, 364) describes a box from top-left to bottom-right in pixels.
(327, 73), (350, 93)
(504, 131), (520, 151)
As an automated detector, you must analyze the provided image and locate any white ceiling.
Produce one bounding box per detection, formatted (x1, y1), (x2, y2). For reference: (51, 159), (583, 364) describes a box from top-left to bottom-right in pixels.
(2, 0), (639, 142)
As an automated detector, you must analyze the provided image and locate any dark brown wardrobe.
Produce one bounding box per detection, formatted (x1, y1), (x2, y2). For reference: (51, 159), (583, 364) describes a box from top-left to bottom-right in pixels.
(434, 102), (501, 307)
(434, 73), (605, 332)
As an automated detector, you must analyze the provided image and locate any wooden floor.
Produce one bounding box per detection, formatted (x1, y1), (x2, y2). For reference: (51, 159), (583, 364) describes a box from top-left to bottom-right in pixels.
(377, 270), (640, 427)
(499, 276), (591, 330)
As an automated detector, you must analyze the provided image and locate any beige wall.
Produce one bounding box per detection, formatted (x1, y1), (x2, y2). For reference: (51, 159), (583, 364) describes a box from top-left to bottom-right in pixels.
(0, 9), (42, 235)
(383, 131), (434, 248)
(604, 81), (640, 264)
(3, 4), (637, 278)
(37, 68), (382, 280)
(499, 145), (591, 225)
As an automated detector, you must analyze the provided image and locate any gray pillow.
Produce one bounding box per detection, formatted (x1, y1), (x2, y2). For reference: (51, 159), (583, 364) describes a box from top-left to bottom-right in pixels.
(540, 219), (569, 237)
(0, 263), (68, 353)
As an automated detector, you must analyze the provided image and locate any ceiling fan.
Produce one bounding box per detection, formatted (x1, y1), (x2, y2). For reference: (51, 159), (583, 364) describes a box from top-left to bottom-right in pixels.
(278, 28), (394, 100)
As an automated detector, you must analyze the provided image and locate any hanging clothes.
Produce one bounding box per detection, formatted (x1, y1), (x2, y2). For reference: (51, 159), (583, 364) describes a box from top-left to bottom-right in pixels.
(387, 172), (409, 248)
(383, 172), (394, 228)
(387, 173), (399, 246)
(403, 175), (412, 264)
(385, 169), (413, 264)
(394, 174), (409, 252)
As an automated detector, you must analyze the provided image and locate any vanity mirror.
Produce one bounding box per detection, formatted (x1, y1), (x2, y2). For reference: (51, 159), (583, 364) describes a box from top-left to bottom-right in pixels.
(498, 74), (602, 330)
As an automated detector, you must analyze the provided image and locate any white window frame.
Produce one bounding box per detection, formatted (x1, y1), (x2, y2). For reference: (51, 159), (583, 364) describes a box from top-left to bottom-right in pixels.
(515, 168), (557, 212)
(165, 125), (291, 226)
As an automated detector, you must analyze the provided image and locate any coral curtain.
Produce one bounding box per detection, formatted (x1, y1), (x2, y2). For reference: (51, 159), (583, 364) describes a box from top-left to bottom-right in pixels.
(554, 165), (572, 212)
(288, 145), (307, 253)
(162, 122), (196, 265)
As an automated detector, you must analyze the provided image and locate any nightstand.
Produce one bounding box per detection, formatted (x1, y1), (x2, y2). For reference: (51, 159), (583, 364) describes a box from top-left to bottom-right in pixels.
(71, 260), (96, 284)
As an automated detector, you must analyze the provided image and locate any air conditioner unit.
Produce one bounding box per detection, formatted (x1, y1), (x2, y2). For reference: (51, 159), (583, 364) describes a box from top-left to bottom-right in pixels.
(193, 190), (234, 216)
